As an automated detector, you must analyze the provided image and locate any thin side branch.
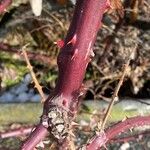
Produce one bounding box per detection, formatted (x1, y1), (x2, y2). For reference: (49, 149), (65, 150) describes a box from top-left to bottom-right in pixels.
(22, 47), (46, 103)
(0, 127), (32, 139)
(85, 115), (150, 150)
(100, 46), (137, 130)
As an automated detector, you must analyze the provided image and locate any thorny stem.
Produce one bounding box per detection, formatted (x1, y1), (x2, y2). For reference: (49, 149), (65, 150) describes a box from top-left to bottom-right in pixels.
(22, 47), (46, 103)
(100, 46), (137, 130)
(22, 124), (48, 150)
(85, 115), (150, 150)
(22, 0), (109, 149)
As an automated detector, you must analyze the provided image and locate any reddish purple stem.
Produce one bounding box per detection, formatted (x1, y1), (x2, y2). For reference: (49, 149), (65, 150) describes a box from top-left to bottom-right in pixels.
(86, 116), (150, 150)
(22, 0), (109, 149)
(0, 127), (32, 139)
(21, 124), (47, 150)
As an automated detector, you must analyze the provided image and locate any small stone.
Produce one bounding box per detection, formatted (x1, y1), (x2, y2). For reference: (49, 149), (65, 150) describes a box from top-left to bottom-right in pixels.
(119, 142), (130, 150)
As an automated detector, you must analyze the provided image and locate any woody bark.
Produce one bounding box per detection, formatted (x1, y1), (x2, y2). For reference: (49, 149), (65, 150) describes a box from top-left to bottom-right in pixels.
(22, 0), (109, 149)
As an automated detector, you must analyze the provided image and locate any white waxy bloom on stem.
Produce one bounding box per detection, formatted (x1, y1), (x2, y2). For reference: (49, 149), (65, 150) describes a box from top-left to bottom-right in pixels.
(29, 0), (43, 16)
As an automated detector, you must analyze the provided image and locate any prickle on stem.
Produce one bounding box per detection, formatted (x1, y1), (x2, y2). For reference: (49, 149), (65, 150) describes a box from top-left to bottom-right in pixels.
(67, 34), (77, 46)
(71, 48), (79, 60)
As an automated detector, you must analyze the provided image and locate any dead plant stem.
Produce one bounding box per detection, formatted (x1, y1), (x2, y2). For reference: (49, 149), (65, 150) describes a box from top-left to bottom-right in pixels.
(100, 46), (137, 130)
(22, 46), (45, 103)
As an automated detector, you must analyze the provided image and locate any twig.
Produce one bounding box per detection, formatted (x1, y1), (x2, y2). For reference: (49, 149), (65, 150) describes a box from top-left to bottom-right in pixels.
(43, 9), (66, 31)
(22, 45), (46, 103)
(0, 42), (56, 65)
(0, 127), (32, 139)
(100, 46), (137, 130)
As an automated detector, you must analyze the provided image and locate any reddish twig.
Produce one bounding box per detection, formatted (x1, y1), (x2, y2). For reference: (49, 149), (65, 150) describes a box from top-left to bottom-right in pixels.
(0, 0), (12, 14)
(21, 0), (109, 149)
(0, 42), (56, 65)
(0, 127), (32, 139)
(85, 115), (150, 150)
(21, 124), (48, 150)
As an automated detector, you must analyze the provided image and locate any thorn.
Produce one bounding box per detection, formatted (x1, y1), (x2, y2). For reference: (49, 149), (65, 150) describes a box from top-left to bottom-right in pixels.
(79, 91), (84, 97)
(67, 34), (77, 45)
(122, 117), (127, 122)
(35, 141), (45, 148)
(129, 128), (133, 133)
(27, 65), (30, 69)
(68, 130), (75, 137)
(106, 0), (112, 9)
(4, 9), (8, 13)
(114, 96), (119, 101)
(90, 50), (95, 58)
(54, 40), (64, 48)
(71, 122), (80, 126)
(43, 140), (50, 144)
(71, 48), (78, 60)
(31, 127), (36, 132)
(85, 62), (89, 68)
(84, 42), (92, 60)
(103, 144), (108, 150)
(96, 131), (100, 135)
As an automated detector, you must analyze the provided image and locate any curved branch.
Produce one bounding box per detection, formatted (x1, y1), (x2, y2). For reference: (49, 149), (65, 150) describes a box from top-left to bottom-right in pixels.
(21, 124), (48, 150)
(0, 127), (32, 139)
(85, 115), (150, 150)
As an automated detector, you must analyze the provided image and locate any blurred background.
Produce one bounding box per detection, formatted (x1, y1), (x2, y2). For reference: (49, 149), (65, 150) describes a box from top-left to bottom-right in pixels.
(0, 0), (149, 149)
